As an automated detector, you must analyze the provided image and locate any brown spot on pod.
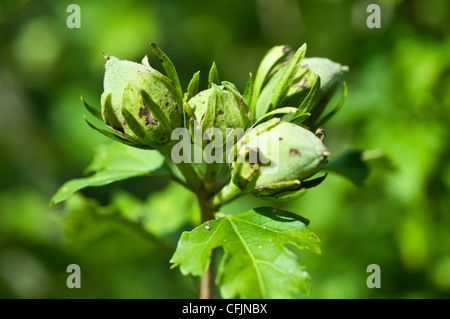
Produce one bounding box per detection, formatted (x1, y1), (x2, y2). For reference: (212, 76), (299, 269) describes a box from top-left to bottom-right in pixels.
(139, 106), (150, 118)
(282, 45), (291, 53)
(145, 112), (159, 126)
(299, 76), (308, 90)
(113, 126), (124, 133)
(140, 103), (158, 126)
(290, 149), (300, 156)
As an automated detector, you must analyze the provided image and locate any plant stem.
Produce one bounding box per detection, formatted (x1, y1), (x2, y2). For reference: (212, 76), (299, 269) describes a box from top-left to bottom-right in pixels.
(160, 147), (203, 191)
(161, 145), (226, 298)
(197, 190), (215, 299)
(200, 253), (215, 299)
(211, 179), (244, 209)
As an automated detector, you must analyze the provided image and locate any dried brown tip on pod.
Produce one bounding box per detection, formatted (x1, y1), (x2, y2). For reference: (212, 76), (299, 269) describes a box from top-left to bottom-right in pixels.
(141, 55), (150, 67)
(102, 52), (110, 61)
(315, 128), (326, 141)
(282, 45), (291, 53)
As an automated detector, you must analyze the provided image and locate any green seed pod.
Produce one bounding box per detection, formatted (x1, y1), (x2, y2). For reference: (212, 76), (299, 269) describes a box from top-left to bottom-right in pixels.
(187, 83), (248, 144)
(288, 58), (345, 103)
(100, 55), (183, 148)
(254, 55), (346, 127)
(291, 58), (347, 128)
(230, 118), (329, 201)
(305, 58), (344, 92)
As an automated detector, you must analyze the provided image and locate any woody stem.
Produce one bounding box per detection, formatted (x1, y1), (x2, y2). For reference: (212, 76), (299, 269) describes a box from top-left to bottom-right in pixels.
(197, 191), (216, 299)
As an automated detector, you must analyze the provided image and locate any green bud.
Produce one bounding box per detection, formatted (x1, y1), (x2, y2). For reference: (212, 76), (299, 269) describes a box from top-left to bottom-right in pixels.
(288, 58), (345, 103)
(230, 118), (328, 201)
(254, 54), (347, 128)
(100, 55), (182, 148)
(253, 44), (306, 121)
(302, 58), (345, 94)
(291, 58), (347, 128)
(187, 83), (249, 144)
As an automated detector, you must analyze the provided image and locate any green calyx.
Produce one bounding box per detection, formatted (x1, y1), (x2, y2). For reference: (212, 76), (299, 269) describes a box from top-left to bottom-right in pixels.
(252, 43), (347, 130)
(187, 83), (249, 145)
(82, 47), (184, 150)
(230, 118), (329, 201)
(101, 56), (182, 148)
(79, 43), (346, 204)
(296, 58), (347, 127)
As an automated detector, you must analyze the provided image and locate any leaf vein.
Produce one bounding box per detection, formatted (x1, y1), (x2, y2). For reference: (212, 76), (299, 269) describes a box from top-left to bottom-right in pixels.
(227, 217), (267, 298)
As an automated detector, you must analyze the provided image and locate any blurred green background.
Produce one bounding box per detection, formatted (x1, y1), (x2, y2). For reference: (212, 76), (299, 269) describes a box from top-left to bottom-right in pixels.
(1, 0), (450, 298)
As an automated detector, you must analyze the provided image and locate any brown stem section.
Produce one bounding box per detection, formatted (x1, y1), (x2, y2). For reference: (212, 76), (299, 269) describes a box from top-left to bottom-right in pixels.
(199, 251), (215, 299)
(161, 144), (218, 298)
(197, 191), (215, 299)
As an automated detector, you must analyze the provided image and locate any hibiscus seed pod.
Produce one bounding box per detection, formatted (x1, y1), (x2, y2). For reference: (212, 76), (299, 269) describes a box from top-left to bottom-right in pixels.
(230, 118), (329, 201)
(255, 54), (346, 128)
(187, 83), (248, 145)
(99, 55), (183, 148)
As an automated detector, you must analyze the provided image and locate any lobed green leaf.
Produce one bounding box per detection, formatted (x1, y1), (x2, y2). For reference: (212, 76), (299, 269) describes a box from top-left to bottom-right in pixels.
(50, 143), (171, 205)
(170, 206), (321, 299)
